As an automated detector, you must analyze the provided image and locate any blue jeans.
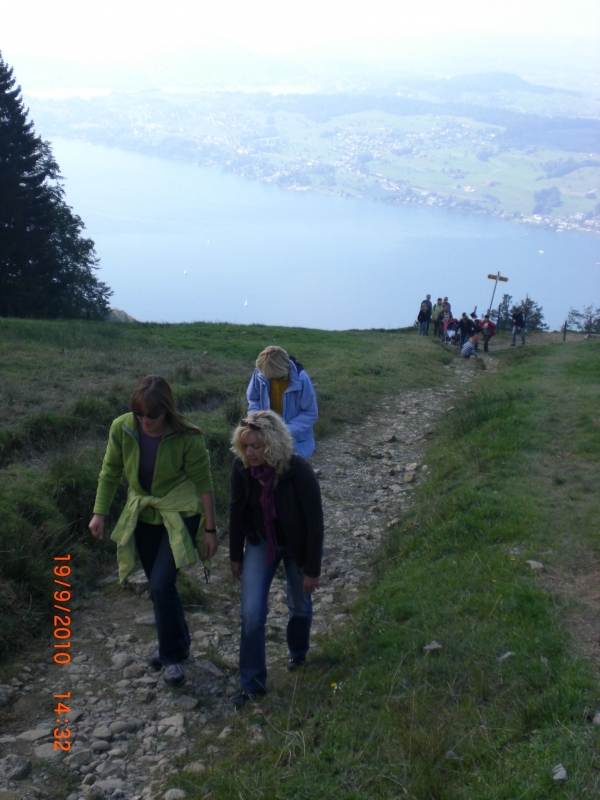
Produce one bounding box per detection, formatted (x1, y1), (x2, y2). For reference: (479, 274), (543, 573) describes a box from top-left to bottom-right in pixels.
(511, 325), (526, 345)
(418, 322), (428, 335)
(239, 540), (312, 694)
(134, 515), (199, 665)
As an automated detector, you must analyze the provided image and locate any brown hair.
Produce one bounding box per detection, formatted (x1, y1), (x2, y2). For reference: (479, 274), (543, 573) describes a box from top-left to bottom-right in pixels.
(130, 375), (201, 436)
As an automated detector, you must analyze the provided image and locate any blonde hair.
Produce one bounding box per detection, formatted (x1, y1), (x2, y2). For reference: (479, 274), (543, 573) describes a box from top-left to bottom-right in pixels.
(231, 411), (294, 476)
(256, 346), (291, 380)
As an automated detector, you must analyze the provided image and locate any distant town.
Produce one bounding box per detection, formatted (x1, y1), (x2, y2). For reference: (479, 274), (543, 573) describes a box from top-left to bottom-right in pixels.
(28, 78), (600, 236)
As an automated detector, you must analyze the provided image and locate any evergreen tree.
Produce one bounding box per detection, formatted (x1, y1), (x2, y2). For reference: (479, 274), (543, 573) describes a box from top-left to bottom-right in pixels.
(567, 303), (600, 334)
(510, 295), (548, 330)
(0, 53), (111, 318)
(489, 293), (513, 330)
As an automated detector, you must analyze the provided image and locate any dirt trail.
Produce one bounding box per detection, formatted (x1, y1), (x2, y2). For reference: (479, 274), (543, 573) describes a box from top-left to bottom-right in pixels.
(0, 334), (590, 800)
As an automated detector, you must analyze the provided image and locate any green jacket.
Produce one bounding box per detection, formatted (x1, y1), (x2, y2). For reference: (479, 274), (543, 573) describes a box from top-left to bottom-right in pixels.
(94, 412), (213, 521)
(93, 413), (214, 578)
(111, 480), (201, 583)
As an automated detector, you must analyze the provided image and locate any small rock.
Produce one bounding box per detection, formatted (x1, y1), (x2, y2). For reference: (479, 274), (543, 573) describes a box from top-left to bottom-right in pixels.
(165, 726), (185, 738)
(552, 764), (568, 781)
(498, 651), (516, 663)
(217, 727), (233, 740)
(423, 641), (442, 652)
(196, 660), (225, 678)
(90, 740), (111, 752)
(134, 615), (156, 626)
(109, 719), (136, 734)
(16, 728), (51, 742)
(94, 777), (124, 791)
(90, 726), (112, 740)
(403, 472), (415, 484)
(163, 790), (187, 800)
(356, 447), (371, 459)
(111, 652), (135, 669)
(160, 713), (185, 729)
(96, 761), (123, 778)
(172, 695), (199, 711)
(592, 711), (600, 725)
(123, 664), (146, 679)
(64, 748), (92, 767)
(0, 754), (31, 780)
(444, 750), (459, 760)
(183, 762), (206, 773)
(82, 787), (105, 800)
(127, 569), (150, 593)
(526, 560), (544, 572)
(34, 742), (65, 760)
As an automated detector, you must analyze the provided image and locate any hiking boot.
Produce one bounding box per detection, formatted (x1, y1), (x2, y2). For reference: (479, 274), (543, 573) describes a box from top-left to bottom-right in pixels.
(287, 657), (306, 672)
(147, 650), (162, 671)
(232, 690), (265, 710)
(163, 664), (185, 687)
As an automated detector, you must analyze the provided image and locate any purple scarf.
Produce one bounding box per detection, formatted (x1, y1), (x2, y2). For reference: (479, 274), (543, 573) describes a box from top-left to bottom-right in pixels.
(250, 464), (278, 564)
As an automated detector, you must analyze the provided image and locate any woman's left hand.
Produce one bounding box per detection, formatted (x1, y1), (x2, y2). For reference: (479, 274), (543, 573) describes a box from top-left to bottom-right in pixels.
(203, 532), (219, 560)
(303, 576), (319, 594)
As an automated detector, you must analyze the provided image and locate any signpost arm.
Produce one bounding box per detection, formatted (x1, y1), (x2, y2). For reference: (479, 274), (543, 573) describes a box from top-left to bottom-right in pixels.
(488, 273), (500, 316)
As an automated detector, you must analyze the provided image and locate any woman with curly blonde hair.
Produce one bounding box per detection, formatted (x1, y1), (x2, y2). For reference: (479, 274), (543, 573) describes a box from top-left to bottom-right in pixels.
(229, 410), (324, 709)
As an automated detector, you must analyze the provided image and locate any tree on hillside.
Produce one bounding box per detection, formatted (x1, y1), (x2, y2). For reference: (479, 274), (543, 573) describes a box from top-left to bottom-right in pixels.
(0, 53), (111, 319)
(567, 304), (600, 334)
(489, 293), (513, 330)
(532, 186), (562, 215)
(510, 295), (548, 330)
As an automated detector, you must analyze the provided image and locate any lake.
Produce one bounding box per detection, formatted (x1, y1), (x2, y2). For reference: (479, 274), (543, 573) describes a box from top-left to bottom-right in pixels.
(52, 138), (599, 330)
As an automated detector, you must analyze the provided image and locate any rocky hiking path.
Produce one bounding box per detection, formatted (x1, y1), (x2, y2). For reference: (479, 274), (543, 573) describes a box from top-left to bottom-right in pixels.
(0, 356), (487, 800)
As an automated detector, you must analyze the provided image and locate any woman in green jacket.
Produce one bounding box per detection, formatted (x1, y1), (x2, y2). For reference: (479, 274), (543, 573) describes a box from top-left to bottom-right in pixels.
(89, 375), (218, 687)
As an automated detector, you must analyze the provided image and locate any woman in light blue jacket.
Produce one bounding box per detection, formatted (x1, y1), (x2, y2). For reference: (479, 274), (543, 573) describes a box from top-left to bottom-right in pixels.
(246, 346), (318, 458)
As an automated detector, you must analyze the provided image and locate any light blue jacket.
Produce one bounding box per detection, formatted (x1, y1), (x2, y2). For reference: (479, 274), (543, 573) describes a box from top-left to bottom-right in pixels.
(246, 359), (318, 457)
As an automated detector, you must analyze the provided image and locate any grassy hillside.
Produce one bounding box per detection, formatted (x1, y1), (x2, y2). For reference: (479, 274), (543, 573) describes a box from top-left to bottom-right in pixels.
(1, 318), (598, 797)
(173, 336), (600, 799)
(0, 318), (451, 660)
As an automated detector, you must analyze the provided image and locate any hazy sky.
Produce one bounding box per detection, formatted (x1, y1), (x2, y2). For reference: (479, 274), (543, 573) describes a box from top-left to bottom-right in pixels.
(3, 0), (599, 63)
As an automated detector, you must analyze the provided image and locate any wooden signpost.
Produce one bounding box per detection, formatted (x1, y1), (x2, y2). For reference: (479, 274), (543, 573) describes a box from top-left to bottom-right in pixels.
(487, 272), (509, 316)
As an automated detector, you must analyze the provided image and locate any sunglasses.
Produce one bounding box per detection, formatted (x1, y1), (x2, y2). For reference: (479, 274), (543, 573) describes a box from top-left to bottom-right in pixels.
(240, 418), (272, 431)
(133, 410), (162, 420)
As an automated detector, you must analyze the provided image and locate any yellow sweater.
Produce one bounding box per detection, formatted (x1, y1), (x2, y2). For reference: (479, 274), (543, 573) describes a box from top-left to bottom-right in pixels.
(269, 377), (289, 416)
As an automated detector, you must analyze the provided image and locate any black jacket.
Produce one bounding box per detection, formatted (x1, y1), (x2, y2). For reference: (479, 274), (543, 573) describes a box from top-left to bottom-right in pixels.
(458, 317), (475, 335)
(229, 456), (324, 578)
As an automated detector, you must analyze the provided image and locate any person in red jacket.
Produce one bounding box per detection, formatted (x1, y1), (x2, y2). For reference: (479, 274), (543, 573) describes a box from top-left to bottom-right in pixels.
(481, 314), (497, 352)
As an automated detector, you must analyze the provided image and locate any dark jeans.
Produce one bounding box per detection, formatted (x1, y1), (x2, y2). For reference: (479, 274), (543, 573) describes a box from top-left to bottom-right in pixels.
(483, 334), (492, 352)
(134, 515), (200, 665)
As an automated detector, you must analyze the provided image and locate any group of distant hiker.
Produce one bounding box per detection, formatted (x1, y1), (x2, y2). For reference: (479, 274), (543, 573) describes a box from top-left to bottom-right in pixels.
(88, 346), (321, 711)
(417, 294), (527, 358)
